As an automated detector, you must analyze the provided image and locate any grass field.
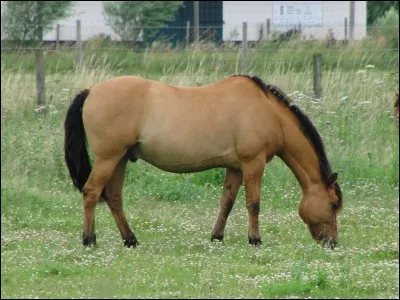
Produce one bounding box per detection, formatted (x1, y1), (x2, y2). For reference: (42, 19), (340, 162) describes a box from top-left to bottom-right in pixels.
(1, 40), (399, 298)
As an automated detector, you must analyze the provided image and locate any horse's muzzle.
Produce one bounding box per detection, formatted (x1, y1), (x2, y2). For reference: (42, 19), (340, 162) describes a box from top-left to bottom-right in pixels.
(320, 237), (337, 250)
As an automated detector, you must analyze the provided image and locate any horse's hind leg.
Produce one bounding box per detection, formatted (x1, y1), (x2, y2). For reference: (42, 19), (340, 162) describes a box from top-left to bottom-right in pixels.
(211, 168), (243, 242)
(105, 156), (138, 248)
(82, 152), (126, 246)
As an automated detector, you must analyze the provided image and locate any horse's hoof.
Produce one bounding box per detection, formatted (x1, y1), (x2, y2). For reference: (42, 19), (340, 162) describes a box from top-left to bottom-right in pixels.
(248, 236), (262, 246)
(82, 233), (96, 247)
(124, 236), (139, 248)
(211, 234), (224, 243)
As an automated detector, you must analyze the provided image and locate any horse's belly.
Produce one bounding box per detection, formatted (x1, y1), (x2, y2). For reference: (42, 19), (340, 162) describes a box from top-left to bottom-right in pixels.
(131, 141), (239, 173)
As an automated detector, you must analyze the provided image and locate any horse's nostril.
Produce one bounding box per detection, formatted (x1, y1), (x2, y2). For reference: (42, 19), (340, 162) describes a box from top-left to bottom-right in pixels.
(330, 240), (338, 249)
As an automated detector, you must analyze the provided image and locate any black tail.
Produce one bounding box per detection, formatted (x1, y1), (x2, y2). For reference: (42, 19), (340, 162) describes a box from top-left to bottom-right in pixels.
(64, 89), (91, 193)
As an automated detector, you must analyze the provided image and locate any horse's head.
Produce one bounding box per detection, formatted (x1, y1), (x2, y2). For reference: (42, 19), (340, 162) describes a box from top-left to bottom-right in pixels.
(298, 173), (342, 249)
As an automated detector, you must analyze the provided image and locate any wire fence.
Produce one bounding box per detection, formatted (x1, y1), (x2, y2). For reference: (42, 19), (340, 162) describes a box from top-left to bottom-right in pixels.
(1, 21), (399, 45)
(1, 21), (399, 108)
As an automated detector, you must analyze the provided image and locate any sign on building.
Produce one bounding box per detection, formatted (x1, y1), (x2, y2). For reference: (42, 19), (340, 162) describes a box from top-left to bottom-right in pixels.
(272, 1), (323, 27)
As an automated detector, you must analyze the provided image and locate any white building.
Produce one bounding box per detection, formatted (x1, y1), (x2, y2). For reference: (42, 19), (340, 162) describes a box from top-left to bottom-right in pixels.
(1, 1), (367, 42)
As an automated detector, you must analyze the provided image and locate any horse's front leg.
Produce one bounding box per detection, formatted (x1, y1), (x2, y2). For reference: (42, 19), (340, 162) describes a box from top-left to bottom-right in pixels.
(242, 158), (265, 246)
(211, 168), (243, 242)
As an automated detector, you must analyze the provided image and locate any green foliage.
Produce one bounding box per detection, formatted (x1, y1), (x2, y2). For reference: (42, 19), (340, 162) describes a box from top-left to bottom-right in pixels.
(367, 1), (399, 26)
(371, 6), (399, 48)
(103, 1), (183, 43)
(1, 1), (73, 47)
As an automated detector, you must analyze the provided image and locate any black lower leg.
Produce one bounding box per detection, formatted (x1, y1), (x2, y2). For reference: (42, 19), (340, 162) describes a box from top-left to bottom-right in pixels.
(124, 232), (139, 248)
(82, 232), (97, 246)
(248, 236), (262, 246)
(211, 234), (224, 242)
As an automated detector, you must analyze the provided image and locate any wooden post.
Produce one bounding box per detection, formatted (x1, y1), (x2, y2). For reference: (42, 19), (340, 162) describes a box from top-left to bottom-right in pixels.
(260, 22), (265, 41)
(313, 53), (322, 100)
(186, 20), (190, 48)
(344, 18), (348, 42)
(36, 50), (46, 106)
(349, 1), (355, 43)
(36, 1), (43, 47)
(76, 20), (82, 69)
(193, 1), (199, 44)
(241, 22), (248, 74)
(56, 24), (60, 50)
(266, 19), (270, 40)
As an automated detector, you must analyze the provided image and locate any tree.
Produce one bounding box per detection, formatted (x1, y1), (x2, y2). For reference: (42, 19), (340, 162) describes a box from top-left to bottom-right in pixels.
(373, 7), (399, 48)
(367, 1), (399, 26)
(1, 1), (73, 47)
(103, 1), (183, 43)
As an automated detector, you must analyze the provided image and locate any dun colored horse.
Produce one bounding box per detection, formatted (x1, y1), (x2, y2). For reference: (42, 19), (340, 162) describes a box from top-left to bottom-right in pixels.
(64, 75), (343, 249)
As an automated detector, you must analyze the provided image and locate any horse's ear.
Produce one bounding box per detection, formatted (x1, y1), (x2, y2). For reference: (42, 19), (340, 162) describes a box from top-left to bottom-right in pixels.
(327, 173), (338, 185)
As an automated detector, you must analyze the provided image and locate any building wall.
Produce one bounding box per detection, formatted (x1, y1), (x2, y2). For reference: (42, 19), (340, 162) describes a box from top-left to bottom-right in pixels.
(223, 1), (367, 42)
(223, 1), (273, 41)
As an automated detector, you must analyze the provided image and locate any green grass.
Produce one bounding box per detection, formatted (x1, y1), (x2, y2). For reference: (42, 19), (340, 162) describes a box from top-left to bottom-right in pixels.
(1, 41), (399, 298)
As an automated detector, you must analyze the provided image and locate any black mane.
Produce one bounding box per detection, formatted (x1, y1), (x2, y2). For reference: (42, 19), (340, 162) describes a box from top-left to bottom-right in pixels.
(232, 74), (342, 209)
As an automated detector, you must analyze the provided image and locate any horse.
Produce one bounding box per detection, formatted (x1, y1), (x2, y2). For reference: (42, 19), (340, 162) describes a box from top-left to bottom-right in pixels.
(64, 74), (343, 249)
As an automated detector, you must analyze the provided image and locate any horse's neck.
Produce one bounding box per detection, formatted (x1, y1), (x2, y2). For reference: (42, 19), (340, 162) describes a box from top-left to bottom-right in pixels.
(278, 126), (324, 193)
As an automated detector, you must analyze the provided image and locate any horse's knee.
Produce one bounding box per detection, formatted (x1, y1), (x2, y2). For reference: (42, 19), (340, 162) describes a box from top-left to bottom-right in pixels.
(221, 197), (234, 214)
(246, 200), (260, 215)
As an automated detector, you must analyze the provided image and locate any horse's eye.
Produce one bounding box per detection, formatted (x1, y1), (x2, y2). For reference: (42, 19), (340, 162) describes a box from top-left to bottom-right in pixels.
(331, 203), (338, 211)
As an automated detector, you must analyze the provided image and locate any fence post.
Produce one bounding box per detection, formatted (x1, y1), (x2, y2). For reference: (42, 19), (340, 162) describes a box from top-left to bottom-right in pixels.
(56, 24), (60, 50)
(260, 22), (265, 41)
(266, 18), (270, 40)
(76, 19), (82, 69)
(313, 53), (322, 100)
(344, 18), (348, 42)
(36, 49), (46, 107)
(241, 22), (248, 74)
(349, 1), (355, 43)
(193, 1), (200, 45)
(186, 20), (190, 48)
